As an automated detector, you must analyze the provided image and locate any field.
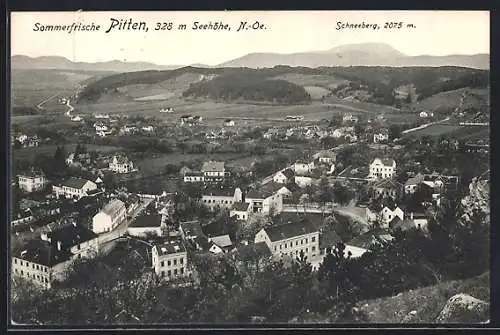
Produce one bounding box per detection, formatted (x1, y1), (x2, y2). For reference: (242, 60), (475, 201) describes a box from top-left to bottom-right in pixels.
(405, 124), (489, 139)
(303, 86), (331, 100)
(271, 73), (348, 89)
(134, 152), (254, 176)
(11, 69), (108, 107)
(414, 88), (489, 112)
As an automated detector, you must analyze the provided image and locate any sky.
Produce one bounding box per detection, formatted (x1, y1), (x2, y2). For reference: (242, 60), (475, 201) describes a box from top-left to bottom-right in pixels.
(11, 11), (490, 66)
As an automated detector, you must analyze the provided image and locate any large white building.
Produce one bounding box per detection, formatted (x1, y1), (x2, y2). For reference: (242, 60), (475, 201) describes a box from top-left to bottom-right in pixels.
(151, 240), (190, 281)
(92, 199), (127, 234)
(18, 171), (48, 193)
(52, 178), (98, 200)
(109, 155), (135, 174)
(245, 186), (283, 216)
(11, 222), (99, 289)
(368, 158), (396, 179)
(254, 220), (320, 262)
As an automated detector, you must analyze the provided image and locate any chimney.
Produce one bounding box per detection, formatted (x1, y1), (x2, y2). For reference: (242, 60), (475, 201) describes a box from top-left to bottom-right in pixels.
(57, 241), (62, 251)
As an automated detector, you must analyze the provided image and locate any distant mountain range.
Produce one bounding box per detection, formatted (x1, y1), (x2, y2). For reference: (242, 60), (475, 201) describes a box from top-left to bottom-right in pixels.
(12, 43), (489, 71)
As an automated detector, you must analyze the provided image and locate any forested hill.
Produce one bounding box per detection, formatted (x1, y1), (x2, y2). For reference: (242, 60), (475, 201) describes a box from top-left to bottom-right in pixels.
(76, 65), (489, 105)
(182, 74), (311, 104)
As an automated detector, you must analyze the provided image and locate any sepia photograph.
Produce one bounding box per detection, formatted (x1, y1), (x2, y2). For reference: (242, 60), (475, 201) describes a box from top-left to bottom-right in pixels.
(9, 10), (490, 326)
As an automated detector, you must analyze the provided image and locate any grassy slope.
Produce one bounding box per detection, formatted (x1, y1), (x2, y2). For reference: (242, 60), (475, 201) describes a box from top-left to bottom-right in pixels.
(356, 272), (490, 323)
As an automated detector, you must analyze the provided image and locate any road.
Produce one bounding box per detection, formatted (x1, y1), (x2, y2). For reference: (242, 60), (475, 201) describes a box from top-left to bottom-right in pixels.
(36, 91), (61, 110)
(401, 116), (451, 134)
(65, 100), (75, 117)
(97, 198), (154, 244)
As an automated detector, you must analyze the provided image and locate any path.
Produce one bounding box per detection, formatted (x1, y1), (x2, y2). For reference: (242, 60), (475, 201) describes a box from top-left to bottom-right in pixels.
(36, 91), (61, 110)
(402, 116), (451, 134)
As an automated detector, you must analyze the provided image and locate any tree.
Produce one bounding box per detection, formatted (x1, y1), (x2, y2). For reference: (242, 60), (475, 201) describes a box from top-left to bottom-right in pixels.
(314, 177), (333, 206)
(236, 214), (269, 241)
(388, 124), (402, 141)
(317, 242), (355, 302)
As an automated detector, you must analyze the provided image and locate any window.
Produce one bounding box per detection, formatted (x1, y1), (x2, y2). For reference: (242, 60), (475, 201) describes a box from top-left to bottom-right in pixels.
(280, 244), (282, 250)
(168, 270), (171, 276)
(174, 259), (177, 265)
(161, 271), (165, 277)
(15, 269), (18, 274)
(312, 236), (316, 242)
(45, 278), (48, 283)
(14, 259), (17, 264)
(32, 264), (35, 269)
(174, 269), (178, 275)
(21, 270), (23, 275)
(181, 268), (184, 274)
(312, 246), (316, 252)
(168, 260), (171, 266)
(306, 248), (308, 252)
(274, 246), (277, 251)
(301, 240), (304, 245)
(161, 261), (164, 267)
(180, 258), (184, 264)
(284, 243), (287, 249)
(305, 238), (308, 244)
(296, 241), (298, 246)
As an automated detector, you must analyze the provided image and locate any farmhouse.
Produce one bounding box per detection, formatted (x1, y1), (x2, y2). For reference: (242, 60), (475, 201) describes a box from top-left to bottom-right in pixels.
(151, 240), (189, 281)
(201, 187), (243, 211)
(254, 220), (320, 262)
(343, 113), (359, 123)
(208, 234), (234, 254)
(293, 161), (315, 175)
(92, 199), (127, 234)
(404, 173), (425, 194)
(230, 202), (251, 221)
(273, 168), (295, 184)
(372, 179), (403, 200)
(373, 129), (389, 143)
(52, 177), (98, 200)
(18, 170), (49, 193)
(184, 171), (205, 183)
(223, 119), (235, 127)
(313, 150), (337, 165)
(109, 155), (135, 174)
(245, 186), (283, 216)
(368, 158), (396, 179)
(201, 160), (229, 182)
(12, 223), (99, 288)
(366, 202), (405, 228)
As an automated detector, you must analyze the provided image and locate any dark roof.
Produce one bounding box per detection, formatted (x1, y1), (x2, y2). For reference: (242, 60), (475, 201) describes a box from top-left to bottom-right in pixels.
(47, 223), (98, 248)
(60, 177), (93, 189)
(246, 183), (283, 199)
(155, 240), (186, 255)
(100, 199), (126, 218)
(129, 214), (162, 228)
(371, 158), (395, 166)
(404, 173), (425, 186)
(180, 220), (205, 238)
(264, 220), (318, 242)
(18, 170), (45, 178)
(348, 228), (393, 249)
(231, 202), (250, 211)
(184, 171), (204, 177)
(232, 242), (272, 262)
(14, 239), (72, 267)
(201, 161), (225, 172)
(202, 186), (237, 197)
(373, 179), (403, 189)
(280, 168), (295, 179)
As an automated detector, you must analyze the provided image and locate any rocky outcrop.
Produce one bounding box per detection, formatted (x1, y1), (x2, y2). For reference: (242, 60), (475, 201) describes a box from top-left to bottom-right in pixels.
(460, 176), (489, 225)
(435, 294), (489, 323)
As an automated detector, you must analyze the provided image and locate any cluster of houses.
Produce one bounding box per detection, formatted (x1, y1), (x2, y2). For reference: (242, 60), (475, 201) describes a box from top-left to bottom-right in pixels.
(180, 115), (203, 126)
(12, 134), (41, 148)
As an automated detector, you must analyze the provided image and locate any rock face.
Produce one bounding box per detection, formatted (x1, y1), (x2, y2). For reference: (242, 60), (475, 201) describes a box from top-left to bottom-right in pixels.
(436, 294), (489, 323)
(460, 176), (490, 225)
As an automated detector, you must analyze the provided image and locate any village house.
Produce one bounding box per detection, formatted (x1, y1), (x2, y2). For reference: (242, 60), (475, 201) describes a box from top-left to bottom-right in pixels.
(94, 123), (109, 132)
(254, 220), (320, 263)
(92, 199), (127, 234)
(201, 161), (229, 182)
(245, 186), (283, 216)
(343, 113), (359, 124)
(404, 173), (425, 194)
(65, 152), (92, 167)
(151, 240), (190, 281)
(373, 129), (389, 143)
(142, 125), (154, 132)
(201, 187), (243, 211)
(17, 170), (49, 193)
(313, 150), (337, 165)
(273, 168), (295, 184)
(208, 234), (234, 254)
(368, 158), (396, 179)
(293, 161), (315, 175)
(120, 125), (138, 135)
(11, 222), (99, 289)
(52, 177), (98, 200)
(372, 179), (404, 200)
(230, 202), (251, 221)
(366, 203), (405, 228)
(109, 155), (136, 174)
(223, 119), (235, 127)
(183, 171), (205, 183)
